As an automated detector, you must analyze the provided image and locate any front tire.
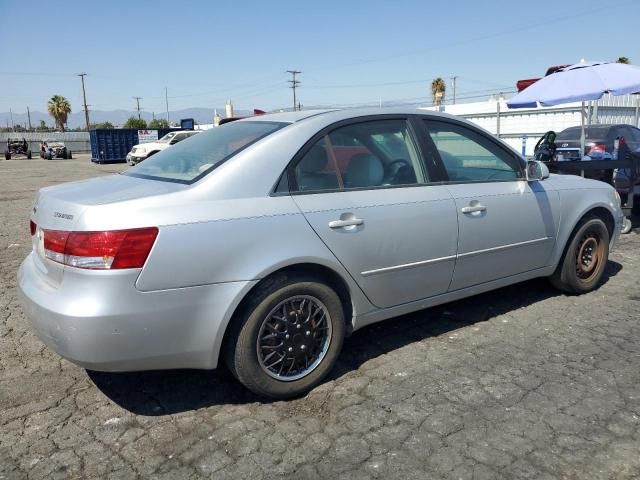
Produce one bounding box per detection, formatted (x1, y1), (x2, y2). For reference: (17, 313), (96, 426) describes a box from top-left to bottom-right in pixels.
(550, 217), (610, 294)
(225, 275), (345, 399)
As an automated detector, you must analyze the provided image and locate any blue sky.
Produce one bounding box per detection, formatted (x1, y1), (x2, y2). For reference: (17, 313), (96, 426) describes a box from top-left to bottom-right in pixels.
(1, 0), (638, 115)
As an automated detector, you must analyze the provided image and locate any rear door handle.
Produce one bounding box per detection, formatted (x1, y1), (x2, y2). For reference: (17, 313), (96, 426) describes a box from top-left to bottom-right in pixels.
(460, 204), (487, 214)
(329, 218), (364, 228)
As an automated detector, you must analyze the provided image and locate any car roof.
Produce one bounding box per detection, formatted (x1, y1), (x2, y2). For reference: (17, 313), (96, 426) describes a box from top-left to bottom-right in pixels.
(240, 107), (461, 125)
(560, 124), (635, 131)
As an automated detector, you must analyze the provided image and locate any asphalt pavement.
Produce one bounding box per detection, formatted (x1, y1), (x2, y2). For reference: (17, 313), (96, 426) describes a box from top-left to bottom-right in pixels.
(1, 155), (639, 479)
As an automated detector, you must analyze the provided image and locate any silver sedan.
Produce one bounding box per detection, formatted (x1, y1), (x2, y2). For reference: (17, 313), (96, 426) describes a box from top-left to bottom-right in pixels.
(18, 109), (624, 398)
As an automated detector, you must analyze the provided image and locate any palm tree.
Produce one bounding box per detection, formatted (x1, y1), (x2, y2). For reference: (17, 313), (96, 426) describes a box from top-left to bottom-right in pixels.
(431, 78), (446, 106)
(617, 56), (630, 64)
(47, 95), (72, 131)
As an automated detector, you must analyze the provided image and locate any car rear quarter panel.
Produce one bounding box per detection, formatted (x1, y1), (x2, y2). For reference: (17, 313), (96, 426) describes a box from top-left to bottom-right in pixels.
(119, 195), (374, 315)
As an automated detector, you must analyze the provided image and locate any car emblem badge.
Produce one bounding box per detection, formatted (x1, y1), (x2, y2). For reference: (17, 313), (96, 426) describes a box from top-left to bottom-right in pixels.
(54, 212), (74, 220)
(562, 143), (568, 147)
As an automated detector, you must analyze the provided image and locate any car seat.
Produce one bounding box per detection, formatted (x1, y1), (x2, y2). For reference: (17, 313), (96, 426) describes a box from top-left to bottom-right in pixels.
(297, 145), (339, 191)
(344, 153), (384, 188)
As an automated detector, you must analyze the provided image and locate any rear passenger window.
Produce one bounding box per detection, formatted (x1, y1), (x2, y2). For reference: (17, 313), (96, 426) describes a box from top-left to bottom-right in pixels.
(293, 120), (425, 192)
(424, 120), (523, 182)
(293, 138), (341, 192)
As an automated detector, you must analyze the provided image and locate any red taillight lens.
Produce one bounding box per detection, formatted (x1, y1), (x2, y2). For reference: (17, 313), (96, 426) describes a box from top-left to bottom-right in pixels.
(43, 227), (158, 269)
(30, 220), (37, 236)
(587, 144), (606, 154)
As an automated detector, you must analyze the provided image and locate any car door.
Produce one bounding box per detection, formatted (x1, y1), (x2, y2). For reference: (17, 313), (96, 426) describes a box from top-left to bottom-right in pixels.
(289, 117), (458, 309)
(421, 118), (560, 291)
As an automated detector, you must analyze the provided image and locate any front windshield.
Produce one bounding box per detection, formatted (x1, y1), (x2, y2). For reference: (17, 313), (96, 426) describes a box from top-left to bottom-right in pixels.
(125, 121), (286, 183)
(157, 132), (177, 143)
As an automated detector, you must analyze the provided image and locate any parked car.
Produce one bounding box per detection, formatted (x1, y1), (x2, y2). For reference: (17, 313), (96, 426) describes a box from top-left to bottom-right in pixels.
(126, 130), (200, 165)
(553, 124), (640, 183)
(40, 140), (72, 159)
(554, 124), (640, 161)
(5, 137), (31, 159)
(18, 109), (624, 399)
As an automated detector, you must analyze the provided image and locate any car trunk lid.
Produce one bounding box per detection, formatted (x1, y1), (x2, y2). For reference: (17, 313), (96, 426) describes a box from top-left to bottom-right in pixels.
(29, 173), (184, 286)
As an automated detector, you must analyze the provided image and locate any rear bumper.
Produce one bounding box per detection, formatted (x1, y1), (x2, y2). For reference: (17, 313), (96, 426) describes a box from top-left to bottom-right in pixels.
(18, 253), (255, 372)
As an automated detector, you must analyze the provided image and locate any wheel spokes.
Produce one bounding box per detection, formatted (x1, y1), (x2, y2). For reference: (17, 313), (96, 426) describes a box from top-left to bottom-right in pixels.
(256, 295), (332, 381)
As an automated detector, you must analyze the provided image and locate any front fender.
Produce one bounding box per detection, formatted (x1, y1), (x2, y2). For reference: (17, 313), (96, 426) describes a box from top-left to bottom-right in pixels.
(550, 187), (623, 269)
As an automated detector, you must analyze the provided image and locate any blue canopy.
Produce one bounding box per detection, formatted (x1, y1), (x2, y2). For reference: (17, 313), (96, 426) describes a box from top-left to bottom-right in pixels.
(507, 61), (640, 109)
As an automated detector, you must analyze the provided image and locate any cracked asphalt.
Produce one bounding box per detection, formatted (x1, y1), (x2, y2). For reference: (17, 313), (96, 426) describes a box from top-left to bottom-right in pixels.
(1, 155), (639, 480)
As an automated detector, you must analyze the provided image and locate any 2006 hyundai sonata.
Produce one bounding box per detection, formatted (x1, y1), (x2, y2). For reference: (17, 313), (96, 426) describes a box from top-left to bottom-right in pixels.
(18, 109), (624, 398)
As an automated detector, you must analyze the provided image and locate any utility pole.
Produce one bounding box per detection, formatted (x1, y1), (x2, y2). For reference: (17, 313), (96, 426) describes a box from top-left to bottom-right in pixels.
(77, 73), (90, 131)
(286, 70), (301, 111)
(165, 87), (169, 124)
(9, 108), (13, 131)
(133, 97), (142, 119)
(27, 106), (32, 131)
(451, 76), (457, 105)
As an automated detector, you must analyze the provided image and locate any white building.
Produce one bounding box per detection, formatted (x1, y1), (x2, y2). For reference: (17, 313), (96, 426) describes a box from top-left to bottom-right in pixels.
(422, 94), (640, 156)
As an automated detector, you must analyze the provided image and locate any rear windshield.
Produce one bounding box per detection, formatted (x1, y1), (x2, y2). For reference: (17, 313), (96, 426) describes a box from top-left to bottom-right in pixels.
(556, 126), (610, 141)
(125, 121), (286, 183)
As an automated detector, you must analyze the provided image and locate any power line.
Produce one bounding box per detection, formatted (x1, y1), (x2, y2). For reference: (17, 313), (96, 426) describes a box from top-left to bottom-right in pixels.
(302, 0), (635, 75)
(286, 70), (301, 111)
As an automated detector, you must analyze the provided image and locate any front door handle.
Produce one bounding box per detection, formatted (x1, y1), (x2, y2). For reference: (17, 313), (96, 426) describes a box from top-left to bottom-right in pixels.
(329, 217), (364, 229)
(460, 204), (487, 214)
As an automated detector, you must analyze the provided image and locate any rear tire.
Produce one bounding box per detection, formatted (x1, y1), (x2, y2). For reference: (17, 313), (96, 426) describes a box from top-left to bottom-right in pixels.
(225, 275), (345, 399)
(27, 150), (32, 159)
(67, 151), (72, 159)
(621, 217), (632, 234)
(4, 151), (9, 160)
(550, 217), (610, 294)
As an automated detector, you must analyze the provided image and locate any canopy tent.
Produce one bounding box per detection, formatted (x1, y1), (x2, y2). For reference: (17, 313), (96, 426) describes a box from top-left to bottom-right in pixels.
(507, 61), (640, 156)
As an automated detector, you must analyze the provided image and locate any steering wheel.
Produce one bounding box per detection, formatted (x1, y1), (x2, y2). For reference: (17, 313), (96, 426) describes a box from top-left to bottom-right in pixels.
(384, 159), (411, 184)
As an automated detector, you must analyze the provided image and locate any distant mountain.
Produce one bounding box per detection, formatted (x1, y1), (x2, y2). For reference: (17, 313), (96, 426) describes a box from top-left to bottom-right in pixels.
(0, 107), (253, 129)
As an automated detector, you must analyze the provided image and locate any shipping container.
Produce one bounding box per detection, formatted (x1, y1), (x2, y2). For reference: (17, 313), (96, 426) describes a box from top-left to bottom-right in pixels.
(90, 128), (184, 163)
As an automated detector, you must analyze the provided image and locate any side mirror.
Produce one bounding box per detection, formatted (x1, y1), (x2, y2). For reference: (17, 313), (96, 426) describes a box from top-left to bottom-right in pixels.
(526, 160), (550, 181)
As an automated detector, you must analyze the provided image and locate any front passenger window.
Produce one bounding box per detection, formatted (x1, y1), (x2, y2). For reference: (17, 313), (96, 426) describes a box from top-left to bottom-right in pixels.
(424, 120), (523, 182)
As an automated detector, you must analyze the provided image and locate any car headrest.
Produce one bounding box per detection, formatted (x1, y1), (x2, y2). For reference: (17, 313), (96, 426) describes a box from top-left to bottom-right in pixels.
(299, 145), (328, 173)
(346, 153), (384, 188)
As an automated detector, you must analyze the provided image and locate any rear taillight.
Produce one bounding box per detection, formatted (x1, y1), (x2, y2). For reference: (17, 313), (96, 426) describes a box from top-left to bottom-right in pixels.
(587, 144), (606, 154)
(30, 220), (36, 236)
(43, 227), (158, 269)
